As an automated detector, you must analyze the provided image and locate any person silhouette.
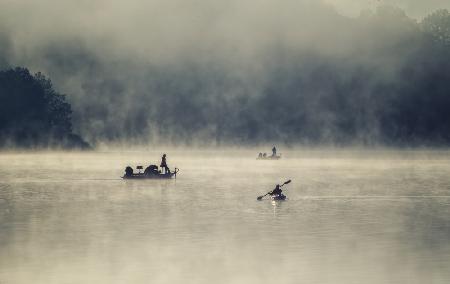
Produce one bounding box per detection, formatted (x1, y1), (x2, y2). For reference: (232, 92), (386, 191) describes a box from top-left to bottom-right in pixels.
(160, 154), (170, 174)
(272, 146), (277, 157)
(270, 184), (282, 196)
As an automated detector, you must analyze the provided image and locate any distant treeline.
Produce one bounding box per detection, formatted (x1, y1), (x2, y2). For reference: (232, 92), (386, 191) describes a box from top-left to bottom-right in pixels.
(0, 6), (449, 146)
(0, 68), (89, 148)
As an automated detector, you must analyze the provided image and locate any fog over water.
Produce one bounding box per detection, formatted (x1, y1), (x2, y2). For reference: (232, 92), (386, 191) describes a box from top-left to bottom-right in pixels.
(1, 0), (450, 283)
(1, 0), (450, 145)
(1, 150), (450, 283)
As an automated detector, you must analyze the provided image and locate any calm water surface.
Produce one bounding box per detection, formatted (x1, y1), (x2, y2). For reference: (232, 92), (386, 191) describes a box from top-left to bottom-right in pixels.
(1, 150), (450, 284)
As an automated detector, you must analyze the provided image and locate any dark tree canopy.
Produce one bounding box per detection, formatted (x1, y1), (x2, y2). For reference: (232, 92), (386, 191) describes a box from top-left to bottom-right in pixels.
(0, 67), (89, 148)
(1, 7), (450, 147)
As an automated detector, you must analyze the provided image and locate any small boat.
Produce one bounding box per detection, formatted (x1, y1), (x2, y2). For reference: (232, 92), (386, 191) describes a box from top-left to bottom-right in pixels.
(271, 194), (287, 201)
(257, 155), (281, 160)
(122, 165), (179, 179)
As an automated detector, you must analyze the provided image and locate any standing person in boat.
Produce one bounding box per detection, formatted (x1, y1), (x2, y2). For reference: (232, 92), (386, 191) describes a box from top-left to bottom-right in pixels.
(160, 154), (170, 174)
(270, 184), (282, 196)
(272, 146), (277, 157)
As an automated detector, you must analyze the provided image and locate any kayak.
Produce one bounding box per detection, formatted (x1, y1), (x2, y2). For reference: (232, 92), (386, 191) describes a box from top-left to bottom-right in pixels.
(271, 194), (287, 200)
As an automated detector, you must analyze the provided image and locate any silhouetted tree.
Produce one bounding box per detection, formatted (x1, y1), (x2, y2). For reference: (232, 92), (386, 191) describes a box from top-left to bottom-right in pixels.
(0, 67), (89, 148)
(422, 9), (450, 46)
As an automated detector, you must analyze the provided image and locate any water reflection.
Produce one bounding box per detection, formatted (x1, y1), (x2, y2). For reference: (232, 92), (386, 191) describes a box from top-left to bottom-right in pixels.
(271, 199), (285, 214)
(0, 150), (450, 284)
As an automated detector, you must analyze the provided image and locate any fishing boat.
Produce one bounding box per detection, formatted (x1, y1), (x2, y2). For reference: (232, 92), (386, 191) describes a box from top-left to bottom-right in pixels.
(122, 165), (179, 179)
(271, 194), (287, 201)
(256, 155), (281, 160)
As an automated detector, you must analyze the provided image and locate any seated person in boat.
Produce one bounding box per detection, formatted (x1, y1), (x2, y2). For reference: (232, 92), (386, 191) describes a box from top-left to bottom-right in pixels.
(160, 154), (170, 174)
(269, 184), (282, 196)
(124, 166), (134, 177)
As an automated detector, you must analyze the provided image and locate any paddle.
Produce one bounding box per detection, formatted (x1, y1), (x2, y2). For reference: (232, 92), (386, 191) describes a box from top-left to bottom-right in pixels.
(257, 179), (291, 200)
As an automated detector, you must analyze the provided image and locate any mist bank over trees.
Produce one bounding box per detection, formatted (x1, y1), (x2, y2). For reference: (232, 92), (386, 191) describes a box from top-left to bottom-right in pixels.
(0, 68), (89, 149)
(0, 3), (449, 146)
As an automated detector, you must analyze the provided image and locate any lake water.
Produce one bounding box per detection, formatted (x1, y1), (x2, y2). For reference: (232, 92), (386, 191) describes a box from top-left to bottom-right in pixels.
(1, 150), (450, 284)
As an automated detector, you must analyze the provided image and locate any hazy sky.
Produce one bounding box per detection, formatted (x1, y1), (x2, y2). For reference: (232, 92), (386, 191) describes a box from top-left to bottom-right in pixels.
(325, 0), (450, 18)
(4, 0), (446, 66)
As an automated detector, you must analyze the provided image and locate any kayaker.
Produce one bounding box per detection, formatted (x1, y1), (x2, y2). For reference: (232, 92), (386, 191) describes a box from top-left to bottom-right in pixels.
(160, 154), (170, 174)
(270, 184), (282, 196)
(272, 146), (277, 157)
